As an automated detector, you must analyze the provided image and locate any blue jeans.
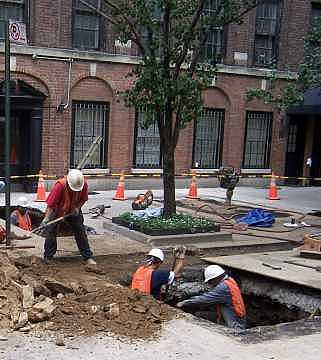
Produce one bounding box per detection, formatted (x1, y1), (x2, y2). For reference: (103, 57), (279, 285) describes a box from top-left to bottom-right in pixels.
(44, 210), (93, 260)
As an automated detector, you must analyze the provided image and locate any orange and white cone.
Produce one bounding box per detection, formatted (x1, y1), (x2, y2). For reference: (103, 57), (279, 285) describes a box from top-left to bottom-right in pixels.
(35, 170), (46, 202)
(186, 173), (200, 199)
(113, 172), (127, 201)
(267, 172), (280, 200)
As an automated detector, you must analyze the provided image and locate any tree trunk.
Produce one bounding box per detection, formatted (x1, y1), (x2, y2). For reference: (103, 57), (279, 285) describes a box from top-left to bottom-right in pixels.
(162, 139), (176, 217)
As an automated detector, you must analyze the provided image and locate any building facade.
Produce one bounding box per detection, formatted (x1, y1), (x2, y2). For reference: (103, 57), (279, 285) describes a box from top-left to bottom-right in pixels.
(0, 0), (320, 187)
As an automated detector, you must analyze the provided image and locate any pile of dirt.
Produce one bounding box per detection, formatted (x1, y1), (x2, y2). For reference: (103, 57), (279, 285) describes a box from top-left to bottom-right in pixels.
(0, 252), (176, 340)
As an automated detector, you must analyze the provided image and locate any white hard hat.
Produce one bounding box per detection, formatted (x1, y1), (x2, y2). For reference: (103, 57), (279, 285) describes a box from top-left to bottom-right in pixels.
(67, 169), (85, 192)
(204, 265), (225, 283)
(17, 196), (30, 208)
(148, 248), (164, 262)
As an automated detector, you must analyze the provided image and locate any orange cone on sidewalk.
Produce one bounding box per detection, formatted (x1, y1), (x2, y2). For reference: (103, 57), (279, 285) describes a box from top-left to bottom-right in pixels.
(267, 172), (280, 200)
(113, 172), (127, 201)
(35, 170), (46, 202)
(186, 173), (200, 199)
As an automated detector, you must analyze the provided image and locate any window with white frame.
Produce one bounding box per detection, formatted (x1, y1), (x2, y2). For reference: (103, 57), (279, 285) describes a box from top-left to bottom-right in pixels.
(71, 101), (109, 169)
(73, 0), (101, 50)
(134, 109), (161, 168)
(193, 108), (224, 169)
(243, 111), (273, 169)
(0, 0), (25, 40)
(254, 0), (280, 67)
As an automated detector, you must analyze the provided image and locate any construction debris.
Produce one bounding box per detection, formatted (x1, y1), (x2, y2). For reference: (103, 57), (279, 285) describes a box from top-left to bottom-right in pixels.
(0, 252), (175, 340)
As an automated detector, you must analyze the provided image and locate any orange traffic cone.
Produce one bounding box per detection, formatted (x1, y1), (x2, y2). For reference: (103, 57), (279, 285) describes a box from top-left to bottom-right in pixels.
(186, 173), (200, 199)
(35, 170), (46, 202)
(113, 172), (127, 200)
(267, 172), (280, 200)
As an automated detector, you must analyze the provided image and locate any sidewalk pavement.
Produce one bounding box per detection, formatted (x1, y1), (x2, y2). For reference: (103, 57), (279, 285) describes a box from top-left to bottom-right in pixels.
(1, 186), (320, 258)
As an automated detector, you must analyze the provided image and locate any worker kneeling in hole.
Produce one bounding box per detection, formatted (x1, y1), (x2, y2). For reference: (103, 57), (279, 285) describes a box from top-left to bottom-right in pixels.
(177, 265), (246, 330)
(38, 169), (96, 266)
(11, 196), (33, 231)
(131, 247), (186, 300)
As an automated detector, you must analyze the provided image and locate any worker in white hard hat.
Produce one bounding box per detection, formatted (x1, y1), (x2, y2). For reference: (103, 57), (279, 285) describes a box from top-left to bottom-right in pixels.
(131, 247), (186, 300)
(10, 196), (33, 231)
(177, 265), (246, 329)
(39, 169), (95, 265)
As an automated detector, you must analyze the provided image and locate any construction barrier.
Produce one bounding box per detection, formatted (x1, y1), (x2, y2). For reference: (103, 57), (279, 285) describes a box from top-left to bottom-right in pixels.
(1, 172), (321, 182)
(113, 172), (127, 201)
(35, 170), (46, 202)
(186, 173), (200, 199)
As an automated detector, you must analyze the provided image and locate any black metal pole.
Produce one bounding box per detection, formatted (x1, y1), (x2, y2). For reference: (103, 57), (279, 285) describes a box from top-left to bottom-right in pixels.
(5, 21), (11, 246)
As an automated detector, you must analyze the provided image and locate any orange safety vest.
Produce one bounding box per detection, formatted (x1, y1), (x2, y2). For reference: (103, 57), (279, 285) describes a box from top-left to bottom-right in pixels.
(56, 178), (82, 216)
(131, 266), (154, 294)
(12, 210), (32, 231)
(216, 277), (246, 320)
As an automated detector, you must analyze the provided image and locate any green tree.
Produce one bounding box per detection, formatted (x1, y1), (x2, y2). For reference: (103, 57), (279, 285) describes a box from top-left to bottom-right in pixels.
(246, 16), (321, 118)
(82, 0), (264, 216)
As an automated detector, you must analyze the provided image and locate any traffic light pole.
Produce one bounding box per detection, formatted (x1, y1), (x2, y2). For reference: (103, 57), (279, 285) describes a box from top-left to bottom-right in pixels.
(5, 21), (11, 246)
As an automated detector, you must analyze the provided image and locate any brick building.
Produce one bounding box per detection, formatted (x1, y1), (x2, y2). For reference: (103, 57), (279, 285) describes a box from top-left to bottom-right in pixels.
(0, 0), (320, 188)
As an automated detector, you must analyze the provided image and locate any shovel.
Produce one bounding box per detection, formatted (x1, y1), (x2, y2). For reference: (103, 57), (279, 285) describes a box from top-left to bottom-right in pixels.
(30, 215), (71, 234)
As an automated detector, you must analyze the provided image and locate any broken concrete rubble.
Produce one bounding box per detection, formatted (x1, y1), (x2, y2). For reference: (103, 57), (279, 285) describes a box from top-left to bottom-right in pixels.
(21, 274), (51, 297)
(11, 281), (34, 308)
(28, 297), (56, 323)
(44, 278), (74, 295)
(12, 311), (28, 330)
(0, 252), (20, 287)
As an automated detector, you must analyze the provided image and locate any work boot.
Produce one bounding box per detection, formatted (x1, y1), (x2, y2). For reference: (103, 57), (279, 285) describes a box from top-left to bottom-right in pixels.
(86, 258), (97, 266)
(85, 258), (105, 274)
(43, 257), (54, 265)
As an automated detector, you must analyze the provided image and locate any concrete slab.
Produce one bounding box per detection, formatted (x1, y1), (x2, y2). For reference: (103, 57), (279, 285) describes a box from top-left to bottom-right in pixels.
(103, 221), (231, 247)
(203, 251), (321, 291)
(1, 316), (321, 360)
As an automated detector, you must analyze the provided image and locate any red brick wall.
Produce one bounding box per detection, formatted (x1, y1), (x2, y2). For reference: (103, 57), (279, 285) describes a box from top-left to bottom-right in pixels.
(0, 53), (287, 177)
(1, 0), (312, 179)
(28, 0), (310, 70)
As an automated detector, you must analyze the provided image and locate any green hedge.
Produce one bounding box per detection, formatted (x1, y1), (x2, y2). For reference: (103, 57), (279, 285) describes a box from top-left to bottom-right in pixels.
(119, 212), (216, 233)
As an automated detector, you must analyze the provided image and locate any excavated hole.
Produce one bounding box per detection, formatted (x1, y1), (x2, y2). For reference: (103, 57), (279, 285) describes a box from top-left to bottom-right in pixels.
(160, 266), (314, 330)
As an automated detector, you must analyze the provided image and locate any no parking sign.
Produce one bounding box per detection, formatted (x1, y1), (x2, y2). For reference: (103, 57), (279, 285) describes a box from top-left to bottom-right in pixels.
(8, 20), (27, 44)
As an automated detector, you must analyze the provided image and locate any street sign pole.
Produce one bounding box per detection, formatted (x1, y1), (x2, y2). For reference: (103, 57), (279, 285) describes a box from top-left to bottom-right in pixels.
(5, 20), (11, 246)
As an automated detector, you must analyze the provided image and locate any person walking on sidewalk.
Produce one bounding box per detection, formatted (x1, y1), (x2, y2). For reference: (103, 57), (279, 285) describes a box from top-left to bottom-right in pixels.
(39, 169), (96, 265)
(176, 265), (246, 330)
(131, 247), (186, 300)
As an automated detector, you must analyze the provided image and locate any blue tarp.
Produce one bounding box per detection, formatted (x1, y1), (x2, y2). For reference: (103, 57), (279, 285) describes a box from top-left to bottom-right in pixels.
(237, 208), (275, 228)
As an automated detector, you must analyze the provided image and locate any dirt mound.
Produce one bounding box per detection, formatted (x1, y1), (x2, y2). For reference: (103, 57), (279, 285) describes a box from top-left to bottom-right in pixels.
(0, 252), (176, 340)
(51, 287), (174, 339)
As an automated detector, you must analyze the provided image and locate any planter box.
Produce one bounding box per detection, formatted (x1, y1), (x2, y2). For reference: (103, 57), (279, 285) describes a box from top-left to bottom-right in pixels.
(112, 217), (220, 236)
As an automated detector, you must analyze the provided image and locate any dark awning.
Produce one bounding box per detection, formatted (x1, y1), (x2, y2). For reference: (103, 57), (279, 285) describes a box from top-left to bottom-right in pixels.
(288, 86), (321, 114)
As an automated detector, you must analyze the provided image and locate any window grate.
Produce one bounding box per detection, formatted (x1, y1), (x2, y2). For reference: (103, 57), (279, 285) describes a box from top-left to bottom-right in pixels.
(71, 101), (109, 169)
(134, 109), (161, 168)
(193, 108), (224, 169)
(243, 111), (273, 169)
(0, 1), (24, 40)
